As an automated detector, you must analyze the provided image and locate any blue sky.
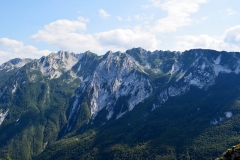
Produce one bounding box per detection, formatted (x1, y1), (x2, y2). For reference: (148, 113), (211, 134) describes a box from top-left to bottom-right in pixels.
(0, 0), (239, 64)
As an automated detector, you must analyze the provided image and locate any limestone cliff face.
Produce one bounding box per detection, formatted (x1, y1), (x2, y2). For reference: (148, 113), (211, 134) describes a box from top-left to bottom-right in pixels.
(217, 144), (240, 160)
(2, 48), (240, 159)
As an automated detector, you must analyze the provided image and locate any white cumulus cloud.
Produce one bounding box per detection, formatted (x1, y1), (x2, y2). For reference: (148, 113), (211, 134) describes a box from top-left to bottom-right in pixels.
(32, 19), (86, 38)
(31, 19), (100, 53)
(117, 16), (123, 21)
(31, 18), (161, 54)
(78, 16), (90, 23)
(149, 0), (208, 33)
(223, 25), (240, 45)
(174, 25), (240, 52)
(96, 28), (161, 51)
(99, 9), (111, 18)
(0, 38), (51, 65)
(134, 14), (155, 21)
(226, 8), (237, 15)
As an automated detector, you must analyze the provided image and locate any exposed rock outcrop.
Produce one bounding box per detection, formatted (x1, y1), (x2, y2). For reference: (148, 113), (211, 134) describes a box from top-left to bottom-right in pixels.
(217, 145), (240, 160)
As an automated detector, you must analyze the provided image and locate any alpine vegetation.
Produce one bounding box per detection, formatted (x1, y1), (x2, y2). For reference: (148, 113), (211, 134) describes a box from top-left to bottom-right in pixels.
(1, 48), (240, 159)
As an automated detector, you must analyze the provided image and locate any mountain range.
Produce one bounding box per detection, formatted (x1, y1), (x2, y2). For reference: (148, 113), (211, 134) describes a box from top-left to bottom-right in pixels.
(1, 48), (240, 159)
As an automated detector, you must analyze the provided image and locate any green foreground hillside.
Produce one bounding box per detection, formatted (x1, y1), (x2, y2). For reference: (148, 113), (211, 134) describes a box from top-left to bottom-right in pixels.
(1, 49), (240, 159)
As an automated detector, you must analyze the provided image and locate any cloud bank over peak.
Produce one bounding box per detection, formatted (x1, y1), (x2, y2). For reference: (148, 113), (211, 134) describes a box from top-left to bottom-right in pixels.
(31, 18), (161, 54)
(174, 25), (240, 52)
(0, 0), (239, 65)
(224, 25), (240, 45)
(96, 28), (161, 51)
(0, 38), (51, 64)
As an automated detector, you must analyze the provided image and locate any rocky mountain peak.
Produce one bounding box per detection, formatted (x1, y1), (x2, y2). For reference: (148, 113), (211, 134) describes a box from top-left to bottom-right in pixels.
(0, 58), (32, 71)
(37, 51), (82, 79)
(1, 48), (240, 159)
